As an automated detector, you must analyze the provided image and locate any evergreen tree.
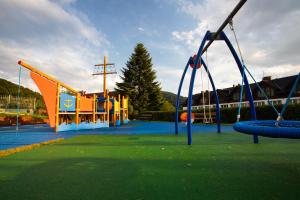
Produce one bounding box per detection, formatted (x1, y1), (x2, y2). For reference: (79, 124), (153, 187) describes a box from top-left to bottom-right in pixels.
(116, 43), (164, 114)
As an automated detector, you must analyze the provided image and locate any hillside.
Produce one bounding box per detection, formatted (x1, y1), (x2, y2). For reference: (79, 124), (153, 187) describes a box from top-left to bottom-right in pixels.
(0, 78), (42, 98)
(161, 91), (187, 108)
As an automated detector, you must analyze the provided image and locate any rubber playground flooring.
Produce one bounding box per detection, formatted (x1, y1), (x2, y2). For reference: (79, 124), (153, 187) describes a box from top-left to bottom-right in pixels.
(1, 121), (300, 199)
(0, 121), (233, 150)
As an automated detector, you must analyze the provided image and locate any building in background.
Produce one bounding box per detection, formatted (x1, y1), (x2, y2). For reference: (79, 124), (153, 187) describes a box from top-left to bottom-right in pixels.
(183, 74), (300, 110)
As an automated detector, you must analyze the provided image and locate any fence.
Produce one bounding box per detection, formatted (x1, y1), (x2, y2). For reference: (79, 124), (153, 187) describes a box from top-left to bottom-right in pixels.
(0, 95), (45, 114)
(183, 97), (300, 111)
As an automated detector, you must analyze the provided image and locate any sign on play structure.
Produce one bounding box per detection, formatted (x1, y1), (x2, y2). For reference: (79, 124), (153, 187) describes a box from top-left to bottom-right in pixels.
(59, 93), (76, 112)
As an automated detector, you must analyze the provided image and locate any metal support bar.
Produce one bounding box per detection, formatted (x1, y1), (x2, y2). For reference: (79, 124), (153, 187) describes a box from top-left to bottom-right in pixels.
(201, 0), (247, 54)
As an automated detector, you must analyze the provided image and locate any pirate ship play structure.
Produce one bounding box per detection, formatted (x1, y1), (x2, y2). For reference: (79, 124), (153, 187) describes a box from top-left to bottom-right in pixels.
(18, 56), (129, 132)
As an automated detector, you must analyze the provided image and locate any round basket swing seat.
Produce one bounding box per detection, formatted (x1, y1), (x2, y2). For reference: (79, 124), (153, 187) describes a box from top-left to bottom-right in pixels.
(233, 120), (300, 139)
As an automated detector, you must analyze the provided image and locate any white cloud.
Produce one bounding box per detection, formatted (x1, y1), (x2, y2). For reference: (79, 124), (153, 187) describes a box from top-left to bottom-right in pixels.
(56, 0), (77, 5)
(138, 27), (145, 32)
(171, 0), (300, 93)
(0, 0), (111, 93)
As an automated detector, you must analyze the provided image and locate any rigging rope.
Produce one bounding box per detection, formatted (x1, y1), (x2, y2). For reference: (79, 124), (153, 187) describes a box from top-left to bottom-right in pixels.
(16, 66), (22, 133)
(229, 20), (245, 64)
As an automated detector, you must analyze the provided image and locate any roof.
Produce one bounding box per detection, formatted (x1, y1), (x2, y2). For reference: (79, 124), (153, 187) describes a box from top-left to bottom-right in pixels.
(183, 74), (299, 106)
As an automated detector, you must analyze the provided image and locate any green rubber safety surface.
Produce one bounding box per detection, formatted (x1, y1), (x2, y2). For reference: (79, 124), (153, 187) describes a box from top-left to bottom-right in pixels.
(0, 132), (300, 200)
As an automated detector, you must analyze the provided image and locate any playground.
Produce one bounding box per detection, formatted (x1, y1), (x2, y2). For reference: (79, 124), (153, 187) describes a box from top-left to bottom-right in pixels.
(1, 0), (300, 199)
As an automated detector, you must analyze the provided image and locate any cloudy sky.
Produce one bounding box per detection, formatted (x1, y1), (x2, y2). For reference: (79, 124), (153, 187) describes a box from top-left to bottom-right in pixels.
(0, 0), (299, 96)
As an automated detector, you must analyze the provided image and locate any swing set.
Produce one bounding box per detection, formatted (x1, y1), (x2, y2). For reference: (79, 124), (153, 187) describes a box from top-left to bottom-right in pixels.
(175, 0), (300, 145)
(180, 52), (215, 124)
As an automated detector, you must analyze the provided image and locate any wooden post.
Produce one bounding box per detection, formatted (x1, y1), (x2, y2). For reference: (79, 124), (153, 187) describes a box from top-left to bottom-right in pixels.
(93, 94), (96, 123)
(125, 96), (128, 121)
(118, 94), (121, 121)
(113, 97), (116, 126)
(103, 56), (107, 98)
(122, 96), (125, 123)
(76, 93), (80, 125)
(107, 95), (110, 126)
(55, 83), (60, 132)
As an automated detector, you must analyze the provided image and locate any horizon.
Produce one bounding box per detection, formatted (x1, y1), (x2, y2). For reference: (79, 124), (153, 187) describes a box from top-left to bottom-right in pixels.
(0, 0), (299, 97)
(2, 72), (298, 99)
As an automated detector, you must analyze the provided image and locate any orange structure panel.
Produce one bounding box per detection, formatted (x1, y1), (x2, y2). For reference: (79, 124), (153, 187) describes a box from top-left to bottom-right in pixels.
(31, 72), (57, 127)
(80, 96), (93, 112)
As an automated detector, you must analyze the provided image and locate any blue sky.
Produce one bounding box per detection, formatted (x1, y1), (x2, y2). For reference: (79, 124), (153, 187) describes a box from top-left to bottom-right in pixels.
(0, 0), (299, 96)
(72, 0), (195, 68)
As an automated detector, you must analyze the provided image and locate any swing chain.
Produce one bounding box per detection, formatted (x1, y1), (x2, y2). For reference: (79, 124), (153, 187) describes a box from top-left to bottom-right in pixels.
(229, 19), (245, 65)
(229, 19), (246, 122)
(230, 19), (283, 123)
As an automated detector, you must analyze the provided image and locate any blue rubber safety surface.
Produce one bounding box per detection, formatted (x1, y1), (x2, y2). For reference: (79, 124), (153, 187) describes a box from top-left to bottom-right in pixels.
(0, 124), (76, 150)
(0, 121), (234, 150)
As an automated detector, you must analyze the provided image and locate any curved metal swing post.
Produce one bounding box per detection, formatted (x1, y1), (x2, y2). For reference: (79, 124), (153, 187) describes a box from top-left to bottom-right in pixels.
(175, 57), (192, 135)
(182, 0), (248, 145)
(201, 58), (221, 133)
(220, 31), (258, 143)
(187, 31), (210, 145)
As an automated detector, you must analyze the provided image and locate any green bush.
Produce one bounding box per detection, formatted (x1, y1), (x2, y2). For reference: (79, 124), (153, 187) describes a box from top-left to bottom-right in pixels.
(160, 100), (175, 112)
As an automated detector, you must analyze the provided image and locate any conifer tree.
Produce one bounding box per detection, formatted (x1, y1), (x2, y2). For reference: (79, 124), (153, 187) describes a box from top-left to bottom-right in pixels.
(116, 43), (163, 114)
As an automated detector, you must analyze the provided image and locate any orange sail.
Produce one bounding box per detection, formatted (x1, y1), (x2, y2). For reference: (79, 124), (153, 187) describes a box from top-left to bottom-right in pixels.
(30, 72), (57, 127)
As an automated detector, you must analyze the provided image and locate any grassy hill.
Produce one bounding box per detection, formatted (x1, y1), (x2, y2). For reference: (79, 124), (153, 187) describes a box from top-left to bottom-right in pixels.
(0, 78), (45, 110)
(0, 78), (42, 98)
(161, 91), (187, 108)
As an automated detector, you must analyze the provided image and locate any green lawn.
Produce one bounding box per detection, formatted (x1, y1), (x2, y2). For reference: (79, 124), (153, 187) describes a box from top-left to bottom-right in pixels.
(1, 132), (300, 199)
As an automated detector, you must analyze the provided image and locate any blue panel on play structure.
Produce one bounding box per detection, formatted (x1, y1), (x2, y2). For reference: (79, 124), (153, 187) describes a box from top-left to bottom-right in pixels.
(97, 97), (114, 113)
(60, 93), (76, 111)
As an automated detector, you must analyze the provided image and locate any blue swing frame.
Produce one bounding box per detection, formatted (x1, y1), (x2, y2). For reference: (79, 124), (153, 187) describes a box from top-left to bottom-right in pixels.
(175, 30), (258, 145)
(176, 30), (300, 145)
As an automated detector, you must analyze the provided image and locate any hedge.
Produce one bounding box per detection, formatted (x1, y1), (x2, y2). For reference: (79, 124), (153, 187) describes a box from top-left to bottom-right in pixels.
(139, 104), (300, 123)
